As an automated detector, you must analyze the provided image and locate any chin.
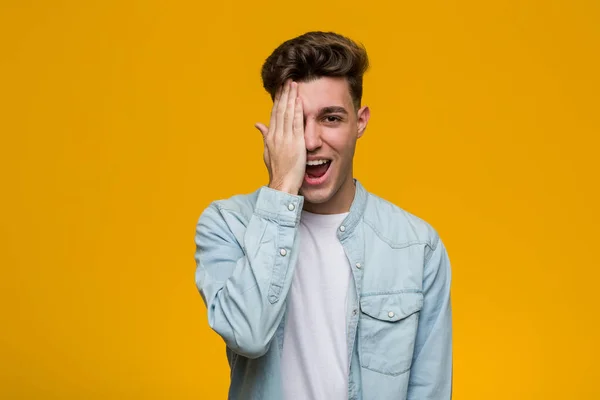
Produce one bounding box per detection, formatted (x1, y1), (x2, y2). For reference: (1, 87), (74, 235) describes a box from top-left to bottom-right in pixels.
(301, 189), (332, 205)
(300, 180), (339, 205)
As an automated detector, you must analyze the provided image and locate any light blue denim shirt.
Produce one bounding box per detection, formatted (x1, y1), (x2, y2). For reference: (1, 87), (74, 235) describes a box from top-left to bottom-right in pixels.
(194, 179), (452, 399)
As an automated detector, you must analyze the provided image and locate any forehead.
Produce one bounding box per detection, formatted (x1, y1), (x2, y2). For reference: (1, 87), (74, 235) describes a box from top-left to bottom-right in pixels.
(297, 77), (352, 114)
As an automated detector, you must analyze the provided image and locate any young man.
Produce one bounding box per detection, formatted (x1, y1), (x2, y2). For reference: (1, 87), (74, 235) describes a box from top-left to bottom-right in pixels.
(194, 31), (452, 400)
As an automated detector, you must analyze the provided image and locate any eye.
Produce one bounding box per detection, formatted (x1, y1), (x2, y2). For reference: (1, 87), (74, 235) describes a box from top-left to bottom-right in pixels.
(324, 115), (342, 123)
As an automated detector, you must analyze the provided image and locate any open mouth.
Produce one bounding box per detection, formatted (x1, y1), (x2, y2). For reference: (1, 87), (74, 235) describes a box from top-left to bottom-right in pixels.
(304, 159), (331, 186)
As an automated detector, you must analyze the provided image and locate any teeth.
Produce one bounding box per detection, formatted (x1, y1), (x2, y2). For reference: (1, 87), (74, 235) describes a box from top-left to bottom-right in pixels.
(306, 159), (330, 166)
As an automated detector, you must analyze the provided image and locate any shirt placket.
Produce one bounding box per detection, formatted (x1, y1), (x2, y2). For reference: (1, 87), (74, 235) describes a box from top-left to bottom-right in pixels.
(340, 222), (365, 400)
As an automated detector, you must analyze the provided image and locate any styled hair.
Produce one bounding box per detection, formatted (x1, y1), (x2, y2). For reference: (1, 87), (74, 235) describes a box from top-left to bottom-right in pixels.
(260, 31), (369, 110)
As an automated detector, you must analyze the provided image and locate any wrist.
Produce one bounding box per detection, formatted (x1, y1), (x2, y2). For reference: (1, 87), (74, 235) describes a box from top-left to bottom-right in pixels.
(268, 180), (299, 195)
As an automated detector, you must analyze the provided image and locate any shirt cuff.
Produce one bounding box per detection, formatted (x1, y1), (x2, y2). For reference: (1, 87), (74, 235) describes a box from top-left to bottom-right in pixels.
(254, 186), (304, 227)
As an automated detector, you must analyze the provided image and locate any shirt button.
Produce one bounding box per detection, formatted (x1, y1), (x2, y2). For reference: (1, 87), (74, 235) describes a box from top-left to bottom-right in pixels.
(352, 309), (358, 316)
(355, 262), (362, 269)
(388, 311), (395, 318)
(339, 225), (346, 232)
(280, 248), (287, 256)
(288, 203), (295, 211)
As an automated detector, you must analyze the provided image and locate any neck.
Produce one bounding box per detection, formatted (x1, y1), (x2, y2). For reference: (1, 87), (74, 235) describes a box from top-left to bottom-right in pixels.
(302, 175), (356, 215)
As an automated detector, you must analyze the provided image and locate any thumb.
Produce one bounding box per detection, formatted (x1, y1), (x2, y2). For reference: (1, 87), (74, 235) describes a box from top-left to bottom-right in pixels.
(254, 123), (268, 138)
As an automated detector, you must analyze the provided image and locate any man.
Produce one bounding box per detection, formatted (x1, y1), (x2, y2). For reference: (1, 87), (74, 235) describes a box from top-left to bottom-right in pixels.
(194, 31), (452, 400)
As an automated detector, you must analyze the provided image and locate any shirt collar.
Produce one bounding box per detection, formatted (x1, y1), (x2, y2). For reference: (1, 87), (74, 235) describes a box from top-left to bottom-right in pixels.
(338, 178), (367, 239)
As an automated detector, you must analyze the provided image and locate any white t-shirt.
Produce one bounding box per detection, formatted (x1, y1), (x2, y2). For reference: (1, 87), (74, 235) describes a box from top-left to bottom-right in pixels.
(281, 210), (352, 400)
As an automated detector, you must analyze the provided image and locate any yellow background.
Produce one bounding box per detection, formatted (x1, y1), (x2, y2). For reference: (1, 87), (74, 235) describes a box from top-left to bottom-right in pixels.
(1, 0), (599, 398)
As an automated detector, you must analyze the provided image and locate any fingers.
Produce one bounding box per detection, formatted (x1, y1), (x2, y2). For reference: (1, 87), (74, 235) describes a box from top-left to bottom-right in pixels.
(276, 79), (291, 136)
(284, 81), (297, 135)
(293, 96), (304, 137)
(254, 123), (268, 138)
(262, 79), (298, 141)
(269, 85), (282, 135)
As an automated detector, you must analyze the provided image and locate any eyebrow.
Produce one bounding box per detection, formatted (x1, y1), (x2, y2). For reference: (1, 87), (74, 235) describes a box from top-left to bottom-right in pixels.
(316, 106), (349, 117)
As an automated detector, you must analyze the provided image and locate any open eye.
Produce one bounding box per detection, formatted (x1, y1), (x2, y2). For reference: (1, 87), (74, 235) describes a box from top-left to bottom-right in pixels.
(324, 115), (342, 123)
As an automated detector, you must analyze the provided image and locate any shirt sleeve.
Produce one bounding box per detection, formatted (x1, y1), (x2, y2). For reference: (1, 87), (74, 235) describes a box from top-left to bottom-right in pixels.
(407, 233), (453, 399)
(194, 186), (304, 359)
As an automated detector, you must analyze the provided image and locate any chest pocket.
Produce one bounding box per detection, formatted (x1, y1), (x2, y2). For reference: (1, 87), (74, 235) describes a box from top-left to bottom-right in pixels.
(358, 291), (423, 376)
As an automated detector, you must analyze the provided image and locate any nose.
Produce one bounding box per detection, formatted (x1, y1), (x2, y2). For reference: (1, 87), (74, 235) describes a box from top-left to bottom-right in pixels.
(303, 119), (322, 152)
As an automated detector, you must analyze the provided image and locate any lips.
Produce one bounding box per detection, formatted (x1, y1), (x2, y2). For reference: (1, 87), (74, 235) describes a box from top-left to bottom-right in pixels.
(304, 161), (332, 186)
(305, 161), (330, 178)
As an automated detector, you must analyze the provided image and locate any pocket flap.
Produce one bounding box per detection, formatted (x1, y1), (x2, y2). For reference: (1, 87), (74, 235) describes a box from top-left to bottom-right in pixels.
(360, 291), (424, 321)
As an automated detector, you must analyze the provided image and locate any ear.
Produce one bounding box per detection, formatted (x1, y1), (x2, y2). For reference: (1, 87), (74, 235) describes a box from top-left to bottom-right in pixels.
(356, 106), (370, 138)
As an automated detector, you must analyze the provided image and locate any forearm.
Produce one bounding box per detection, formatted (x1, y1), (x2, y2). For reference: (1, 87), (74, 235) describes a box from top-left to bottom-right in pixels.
(195, 186), (303, 358)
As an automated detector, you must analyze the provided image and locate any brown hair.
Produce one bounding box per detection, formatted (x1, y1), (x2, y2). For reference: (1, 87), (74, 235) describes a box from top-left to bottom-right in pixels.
(260, 31), (369, 110)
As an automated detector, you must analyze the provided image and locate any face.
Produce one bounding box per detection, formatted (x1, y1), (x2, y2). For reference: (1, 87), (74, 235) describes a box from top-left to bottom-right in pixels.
(296, 76), (370, 214)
